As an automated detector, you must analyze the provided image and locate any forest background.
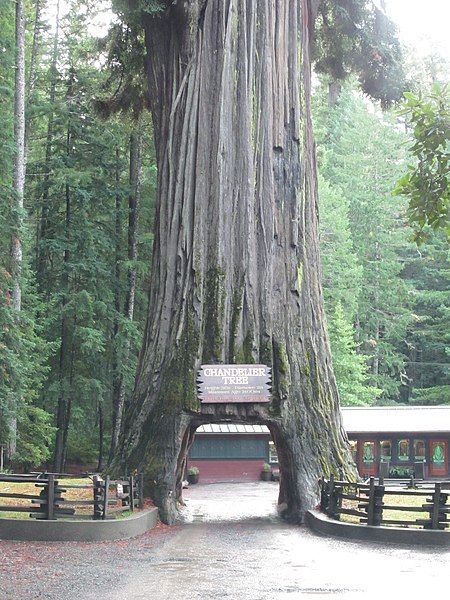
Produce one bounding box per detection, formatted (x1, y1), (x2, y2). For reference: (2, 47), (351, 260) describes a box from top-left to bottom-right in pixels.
(0, 0), (448, 471)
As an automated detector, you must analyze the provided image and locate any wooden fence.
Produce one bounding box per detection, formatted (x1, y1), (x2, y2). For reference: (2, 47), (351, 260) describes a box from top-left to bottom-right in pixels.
(0, 472), (144, 521)
(320, 476), (450, 530)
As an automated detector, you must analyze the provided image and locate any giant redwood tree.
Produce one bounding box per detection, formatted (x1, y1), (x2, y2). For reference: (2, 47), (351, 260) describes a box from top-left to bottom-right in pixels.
(112, 0), (358, 524)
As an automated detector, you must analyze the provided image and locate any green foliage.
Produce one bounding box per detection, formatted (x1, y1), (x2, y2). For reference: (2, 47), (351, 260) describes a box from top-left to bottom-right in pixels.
(315, 81), (412, 401)
(0, 0), (156, 470)
(410, 386), (450, 406)
(394, 85), (450, 242)
(0, 0), (54, 467)
(401, 231), (450, 404)
(318, 175), (362, 320)
(95, 21), (147, 118)
(0, 257), (54, 467)
(316, 76), (449, 406)
(313, 0), (405, 106)
(389, 466), (412, 478)
(14, 405), (55, 468)
(138, 0), (165, 14)
(327, 304), (381, 406)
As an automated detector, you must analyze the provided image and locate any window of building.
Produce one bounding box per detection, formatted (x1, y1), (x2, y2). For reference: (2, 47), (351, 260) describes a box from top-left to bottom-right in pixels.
(414, 439), (426, 461)
(432, 442), (445, 464)
(362, 441), (375, 463)
(397, 439), (410, 461)
(379, 440), (391, 462)
(269, 441), (278, 464)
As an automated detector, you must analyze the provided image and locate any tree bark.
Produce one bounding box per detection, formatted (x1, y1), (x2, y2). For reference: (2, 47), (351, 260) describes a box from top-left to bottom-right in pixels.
(113, 0), (354, 524)
(110, 129), (142, 460)
(110, 147), (123, 458)
(97, 398), (105, 472)
(25, 0), (44, 159)
(8, 0), (26, 459)
(53, 92), (73, 473)
(328, 81), (342, 107)
(52, 180), (71, 473)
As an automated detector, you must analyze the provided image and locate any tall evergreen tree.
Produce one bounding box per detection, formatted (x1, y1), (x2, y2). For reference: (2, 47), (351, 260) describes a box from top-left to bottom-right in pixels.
(316, 83), (412, 401)
(19, 0), (157, 470)
(318, 175), (379, 405)
(401, 232), (450, 405)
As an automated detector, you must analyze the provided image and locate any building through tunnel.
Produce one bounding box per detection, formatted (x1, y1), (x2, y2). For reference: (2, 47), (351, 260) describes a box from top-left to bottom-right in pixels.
(186, 423), (278, 484)
(186, 406), (450, 483)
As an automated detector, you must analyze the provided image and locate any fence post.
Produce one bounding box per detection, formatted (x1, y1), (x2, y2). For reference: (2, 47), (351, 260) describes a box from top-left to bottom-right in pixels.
(129, 475), (135, 512)
(431, 483), (442, 530)
(328, 474), (335, 517)
(367, 477), (375, 526)
(93, 475), (102, 520)
(328, 475), (340, 520)
(138, 473), (144, 509)
(319, 476), (326, 511)
(46, 474), (55, 520)
(102, 476), (110, 520)
(373, 481), (384, 527)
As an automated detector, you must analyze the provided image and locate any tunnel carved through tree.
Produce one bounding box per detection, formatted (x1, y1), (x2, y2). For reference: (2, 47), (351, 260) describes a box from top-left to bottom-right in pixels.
(111, 0), (355, 524)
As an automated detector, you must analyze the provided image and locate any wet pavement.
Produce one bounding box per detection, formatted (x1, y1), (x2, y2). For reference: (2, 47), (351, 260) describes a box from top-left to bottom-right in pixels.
(1, 481), (449, 599)
(108, 482), (449, 599)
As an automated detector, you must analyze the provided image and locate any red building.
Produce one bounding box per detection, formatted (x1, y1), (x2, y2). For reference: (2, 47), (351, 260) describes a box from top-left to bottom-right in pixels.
(344, 406), (449, 479)
(187, 406), (450, 482)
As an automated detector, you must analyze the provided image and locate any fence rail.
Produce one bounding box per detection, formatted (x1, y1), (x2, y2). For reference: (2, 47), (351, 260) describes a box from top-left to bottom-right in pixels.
(320, 476), (450, 530)
(0, 472), (144, 521)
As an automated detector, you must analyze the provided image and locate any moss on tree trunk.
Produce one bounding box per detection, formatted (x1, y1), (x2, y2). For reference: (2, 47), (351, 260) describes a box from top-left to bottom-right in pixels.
(112, 0), (356, 524)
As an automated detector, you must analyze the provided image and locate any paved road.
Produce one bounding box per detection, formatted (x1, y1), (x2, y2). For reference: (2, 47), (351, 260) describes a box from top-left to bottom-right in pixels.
(1, 482), (448, 599)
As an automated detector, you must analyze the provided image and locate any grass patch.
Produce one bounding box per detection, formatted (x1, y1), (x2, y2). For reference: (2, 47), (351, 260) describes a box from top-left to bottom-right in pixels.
(0, 478), (148, 520)
(0, 478), (94, 520)
(339, 488), (449, 530)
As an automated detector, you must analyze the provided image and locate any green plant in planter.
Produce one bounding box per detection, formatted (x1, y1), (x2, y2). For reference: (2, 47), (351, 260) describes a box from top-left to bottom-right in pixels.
(187, 466), (200, 484)
(389, 466), (412, 479)
(261, 463), (272, 481)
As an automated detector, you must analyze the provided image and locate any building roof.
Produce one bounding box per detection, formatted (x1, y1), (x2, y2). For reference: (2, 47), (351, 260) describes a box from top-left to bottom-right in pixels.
(196, 423), (269, 435)
(341, 406), (450, 434)
(195, 406), (450, 436)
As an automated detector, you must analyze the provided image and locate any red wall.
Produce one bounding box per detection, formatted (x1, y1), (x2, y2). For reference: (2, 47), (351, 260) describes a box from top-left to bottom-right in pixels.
(187, 459), (264, 483)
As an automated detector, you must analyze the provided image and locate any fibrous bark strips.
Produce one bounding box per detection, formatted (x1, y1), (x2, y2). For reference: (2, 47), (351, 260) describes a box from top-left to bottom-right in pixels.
(113, 0), (355, 524)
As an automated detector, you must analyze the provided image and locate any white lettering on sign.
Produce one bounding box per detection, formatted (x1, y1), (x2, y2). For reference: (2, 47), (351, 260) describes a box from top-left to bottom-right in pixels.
(203, 367), (265, 378)
(198, 364), (271, 404)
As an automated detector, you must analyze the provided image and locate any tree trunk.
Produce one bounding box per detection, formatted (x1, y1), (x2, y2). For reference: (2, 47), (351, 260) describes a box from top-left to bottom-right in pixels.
(113, 0), (354, 524)
(110, 147), (123, 458)
(53, 183), (71, 473)
(328, 81), (342, 107)
(97, 399), (105, 472)
(8, 0), (26, 459)
(110, 129), (142, 460)
(53, 108), (73, 473)
(25, 0), (43, 159)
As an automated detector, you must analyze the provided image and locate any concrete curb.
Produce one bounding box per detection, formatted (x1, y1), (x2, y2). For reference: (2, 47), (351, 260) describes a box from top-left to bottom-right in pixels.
(305, 509), (450, 548)
(0, 507), (158, 542)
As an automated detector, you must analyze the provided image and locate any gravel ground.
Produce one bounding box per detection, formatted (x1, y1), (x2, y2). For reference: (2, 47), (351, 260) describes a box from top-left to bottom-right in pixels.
(0, 522), (179, 599)
(1, 482), (448, 600)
